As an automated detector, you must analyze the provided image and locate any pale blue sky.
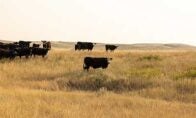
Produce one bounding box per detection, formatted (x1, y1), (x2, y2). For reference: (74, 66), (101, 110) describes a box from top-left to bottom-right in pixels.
(0, 0), (196, 45)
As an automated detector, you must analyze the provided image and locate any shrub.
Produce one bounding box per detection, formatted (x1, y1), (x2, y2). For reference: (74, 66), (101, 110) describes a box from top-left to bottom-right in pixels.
(138, 55), (161, 61)
(64, 77), (154, 92)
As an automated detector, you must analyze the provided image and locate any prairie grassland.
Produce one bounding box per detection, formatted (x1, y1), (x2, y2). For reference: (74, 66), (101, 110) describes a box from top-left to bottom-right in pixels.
(0, 48), (196, 118)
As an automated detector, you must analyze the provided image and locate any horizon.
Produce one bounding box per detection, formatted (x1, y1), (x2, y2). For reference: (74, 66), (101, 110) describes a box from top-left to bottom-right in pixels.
(1, 39), (196, 47)
(1, 0), (196, 46)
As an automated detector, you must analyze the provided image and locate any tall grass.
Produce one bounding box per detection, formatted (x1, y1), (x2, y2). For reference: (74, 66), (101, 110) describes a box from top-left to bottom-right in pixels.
(0, 49), (196, 117)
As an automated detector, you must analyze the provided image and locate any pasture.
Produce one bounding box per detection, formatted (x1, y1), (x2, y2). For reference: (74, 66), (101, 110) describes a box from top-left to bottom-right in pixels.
(0, 46), (196, 118)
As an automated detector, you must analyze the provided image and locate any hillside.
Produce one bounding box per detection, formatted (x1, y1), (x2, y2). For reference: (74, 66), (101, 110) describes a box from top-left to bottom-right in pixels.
(52, 41), (196, 50)
(1, 40), (196, 50)
(0, 49), (195, 118)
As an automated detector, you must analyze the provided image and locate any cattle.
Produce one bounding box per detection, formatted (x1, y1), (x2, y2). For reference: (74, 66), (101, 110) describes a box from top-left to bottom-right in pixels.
(42, 41), (51, 50)
(0, 43), (9, 49)
(0, 48), (17, 59)
(15, 47), (32, 58)
(32, 48), (49, 58)
(75, 42), (96, 51)
(19, 41), (31, 48)
(83, 57), (112, 71)
(32, 43), (40, 48)
(0, 43), (19, 50)
(105, 45), (118, 52)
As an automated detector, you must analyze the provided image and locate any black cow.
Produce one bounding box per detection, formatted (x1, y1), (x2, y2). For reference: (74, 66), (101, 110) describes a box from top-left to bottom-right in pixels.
(83, 57), (112, 71)
(32, 48), (49, 58)
(0, 48), (17, 59)
(75, 42), (95, 51)
(105, 45), (118, 52)
(15, 47), (32, 58)
(0, 43), (19, 50)
(19, 41), (31, 48)
(33, 43), (40, 48)
(0, 43), (9, 49)
(42, 41), (51, 50)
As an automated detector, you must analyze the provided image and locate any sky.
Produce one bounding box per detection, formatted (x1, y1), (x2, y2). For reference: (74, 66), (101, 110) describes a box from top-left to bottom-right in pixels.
(0, 0), (196, 45)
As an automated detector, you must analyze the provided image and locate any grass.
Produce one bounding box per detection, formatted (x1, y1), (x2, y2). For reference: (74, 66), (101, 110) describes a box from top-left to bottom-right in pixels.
(0, 88), (195, 118)
(0, 48), (196, 117)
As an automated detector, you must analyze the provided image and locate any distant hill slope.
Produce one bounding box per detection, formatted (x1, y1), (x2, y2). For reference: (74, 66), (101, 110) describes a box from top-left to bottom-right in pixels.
(1, 40), (196, 50)
(52, 41), (196, 50)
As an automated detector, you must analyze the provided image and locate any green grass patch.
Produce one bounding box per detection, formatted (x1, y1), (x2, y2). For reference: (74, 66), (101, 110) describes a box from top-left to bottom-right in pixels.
(138, 55), (161, 61)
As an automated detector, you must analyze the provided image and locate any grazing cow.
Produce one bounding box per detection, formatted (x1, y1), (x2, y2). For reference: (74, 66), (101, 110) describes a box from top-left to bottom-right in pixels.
(83, 57), (112, 71)
(33, 43), (40, 48)
(42, 41), (51, 50)
(75, 42), (96, 51)
(19, 41), (31, 48)
(0, 43), (19, 50)
(105, 45), (118, 52)
(32, 48), (49, 58)
(0, 43), (9, 49)
(15, 47), (32, 58)
(0, 48), (17, 59)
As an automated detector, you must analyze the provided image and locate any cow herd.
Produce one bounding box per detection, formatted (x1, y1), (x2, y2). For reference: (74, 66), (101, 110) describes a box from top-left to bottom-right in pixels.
(75, 42), (118, 52)
(75, 42), (118, 71)
(0, 41), (118, 71)
(0, 41), (51, 59)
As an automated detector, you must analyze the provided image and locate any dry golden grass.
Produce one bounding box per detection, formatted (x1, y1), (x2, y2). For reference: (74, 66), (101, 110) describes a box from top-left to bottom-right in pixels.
(0, 88), (195, 118)
(0, 48), (196, 118)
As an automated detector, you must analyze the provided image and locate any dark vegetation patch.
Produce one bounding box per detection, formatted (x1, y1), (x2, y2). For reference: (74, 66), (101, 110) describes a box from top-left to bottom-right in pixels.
(57, 72), (155, 92)
(138, 55), (161, 61)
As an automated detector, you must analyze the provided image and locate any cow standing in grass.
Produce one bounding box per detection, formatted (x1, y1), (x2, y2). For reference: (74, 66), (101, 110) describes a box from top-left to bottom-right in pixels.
(0, 48), (17, 59)
(42, 41), (51, 50)
(14, 47), (32, 58)
(83, 57), (112, 71)
(75, 42), (96, 51)
(19, 41), (31, 48)
(33, 43), (40, 48)
(105, 45), (118, 52)
(32, 48), (49, 58)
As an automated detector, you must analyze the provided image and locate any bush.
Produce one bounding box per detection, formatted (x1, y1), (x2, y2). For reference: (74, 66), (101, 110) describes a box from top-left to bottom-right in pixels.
(138, 55), (161, 61)
(64, 77), (154, 92)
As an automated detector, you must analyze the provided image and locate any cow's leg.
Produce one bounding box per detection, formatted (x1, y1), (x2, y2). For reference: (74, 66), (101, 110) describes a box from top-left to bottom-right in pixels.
(86, 66), (89, 71)
(9, 56), (15, 60)
(83, 65), (89, 71)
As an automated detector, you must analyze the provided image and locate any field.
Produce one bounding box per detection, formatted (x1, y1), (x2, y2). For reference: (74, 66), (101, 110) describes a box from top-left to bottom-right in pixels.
(0, 44), (196, 118)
